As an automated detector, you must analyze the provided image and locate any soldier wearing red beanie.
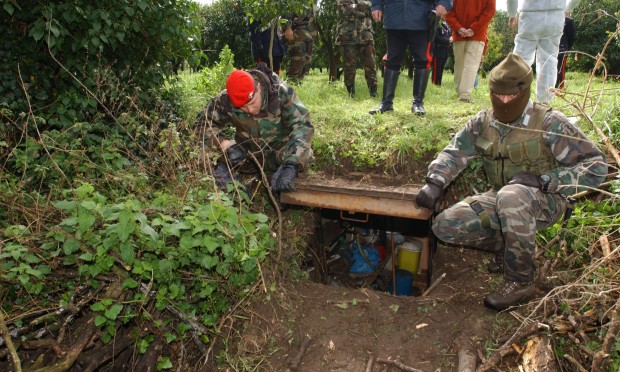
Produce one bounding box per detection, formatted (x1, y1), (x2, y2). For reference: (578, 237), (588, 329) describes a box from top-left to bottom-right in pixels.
(195, 63), (314, 198)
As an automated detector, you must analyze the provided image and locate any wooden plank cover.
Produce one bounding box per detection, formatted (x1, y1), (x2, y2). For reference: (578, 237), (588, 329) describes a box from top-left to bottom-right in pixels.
(280, 173), (433, 220)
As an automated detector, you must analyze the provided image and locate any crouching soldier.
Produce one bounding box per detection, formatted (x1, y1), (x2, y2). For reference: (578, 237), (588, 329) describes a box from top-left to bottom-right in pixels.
(416, 53), (607, 310)
(195, 63), (314, 197)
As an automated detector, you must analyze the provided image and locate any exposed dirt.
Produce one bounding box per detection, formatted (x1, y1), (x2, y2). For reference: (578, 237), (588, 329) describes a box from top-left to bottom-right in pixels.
(240, 242), (517, 372)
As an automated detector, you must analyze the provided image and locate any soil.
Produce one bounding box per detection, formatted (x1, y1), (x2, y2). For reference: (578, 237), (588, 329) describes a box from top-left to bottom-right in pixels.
(240, 243), (516, 372)
(236, 170), (520, 372)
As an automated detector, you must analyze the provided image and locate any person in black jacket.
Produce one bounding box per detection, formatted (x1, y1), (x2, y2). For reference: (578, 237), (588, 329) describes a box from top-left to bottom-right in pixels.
(555, 16), (576, 89)
(432, 19), (452, 86)
(249, 19), (286, 75)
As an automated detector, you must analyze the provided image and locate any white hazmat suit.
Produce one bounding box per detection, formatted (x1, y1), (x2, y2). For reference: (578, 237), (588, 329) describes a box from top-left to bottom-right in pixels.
(507, 0), (581, 103)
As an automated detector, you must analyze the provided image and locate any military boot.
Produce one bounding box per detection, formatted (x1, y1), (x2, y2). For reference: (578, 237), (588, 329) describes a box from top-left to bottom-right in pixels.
(487, 251), (504, 274)
(346, 84), (355, 98)
(369, 84), (378, 98)
(412, 68), (430, 115)
(484, 280), (538, 311)
(369, 68), (399, 115)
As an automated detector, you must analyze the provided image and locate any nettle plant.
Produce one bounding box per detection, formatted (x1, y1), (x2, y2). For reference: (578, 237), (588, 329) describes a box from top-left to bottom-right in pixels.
(42, 182), (274, 340)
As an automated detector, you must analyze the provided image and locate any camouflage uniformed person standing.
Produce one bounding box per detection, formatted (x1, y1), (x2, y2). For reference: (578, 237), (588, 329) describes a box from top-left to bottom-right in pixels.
(335, 0), (378, 97)
(416, 53), (606, 310)
(284, 4), (317, 83)
(195, 63), (314, 195)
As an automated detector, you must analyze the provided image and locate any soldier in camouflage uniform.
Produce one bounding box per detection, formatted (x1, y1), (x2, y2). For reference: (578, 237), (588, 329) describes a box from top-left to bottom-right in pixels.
(284, 5), (318, 83)
(416, 53), (606, 310)
(195, 63), (314, 195)
(335, 0), (378, 97)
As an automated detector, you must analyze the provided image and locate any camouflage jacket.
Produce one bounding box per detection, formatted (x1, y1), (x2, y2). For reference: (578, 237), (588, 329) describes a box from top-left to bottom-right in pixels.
(426, 101), (607, 197)
(196, 66), (314, 170)
(335, 0), (374, 45)
(285, 5), (318, 42)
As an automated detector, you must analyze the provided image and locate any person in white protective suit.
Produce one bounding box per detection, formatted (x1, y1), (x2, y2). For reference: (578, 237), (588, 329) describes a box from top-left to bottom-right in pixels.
(507, 0), (581, 103)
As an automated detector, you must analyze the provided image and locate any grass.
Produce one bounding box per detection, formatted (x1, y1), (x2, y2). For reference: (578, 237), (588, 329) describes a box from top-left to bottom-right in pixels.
(276, 68), (619, 177)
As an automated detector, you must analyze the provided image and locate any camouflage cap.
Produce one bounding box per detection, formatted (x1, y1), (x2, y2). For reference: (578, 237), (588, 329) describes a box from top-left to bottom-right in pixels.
(226, 70), (256, 108)
(488, 53), (533, 95)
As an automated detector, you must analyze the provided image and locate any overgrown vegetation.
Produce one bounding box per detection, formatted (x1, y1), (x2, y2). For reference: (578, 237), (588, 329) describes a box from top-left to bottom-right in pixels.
(1, 1), (619, 371)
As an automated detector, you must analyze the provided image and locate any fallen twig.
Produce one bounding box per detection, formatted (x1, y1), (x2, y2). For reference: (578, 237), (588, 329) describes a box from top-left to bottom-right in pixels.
(375, 357), (423, 372)
(564, 353), (588, 372)
(0, 309), (22, 372)
(591, 297), (620, 371)
(326, 298), (370, 304)
(477, 322), (546, 372)
(365, 356), (375, 372)
(285, 333), (311, 372)
(422, 272), (446, 297)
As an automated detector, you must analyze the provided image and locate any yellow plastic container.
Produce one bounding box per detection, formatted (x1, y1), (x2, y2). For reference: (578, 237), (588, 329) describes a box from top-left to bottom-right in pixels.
(397, 239), (422, 274)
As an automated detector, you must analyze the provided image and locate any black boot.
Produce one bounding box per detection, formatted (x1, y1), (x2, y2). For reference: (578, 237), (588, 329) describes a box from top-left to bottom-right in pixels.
(412, 68), (431, 115)
(369, 68), (399, 115)
(484, 280), (538, 311)
(345, 84), (355, 97)
(487, 250), (504, 274)
(369, 84), (378, 98)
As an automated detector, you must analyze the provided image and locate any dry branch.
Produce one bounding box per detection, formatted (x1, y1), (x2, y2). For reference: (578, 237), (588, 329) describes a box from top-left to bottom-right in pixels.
(285, 333), (311, 372)
(0, 309), (22, 372)
(375, 358), (424, 372)
(422, 272), (446, 297)
(477, 322), (546, 372)
(591, 298), (620, 371)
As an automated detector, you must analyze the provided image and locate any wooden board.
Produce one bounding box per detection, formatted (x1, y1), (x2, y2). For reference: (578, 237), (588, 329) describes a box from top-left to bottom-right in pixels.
(281, 172), (433, 220)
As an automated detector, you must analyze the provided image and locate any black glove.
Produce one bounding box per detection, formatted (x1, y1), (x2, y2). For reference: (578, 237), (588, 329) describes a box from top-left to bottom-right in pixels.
(271, 162), (299, 192)
(507, 173), (550, 191)
(416, 178), (444, 211)
(225, 144), (246, 166)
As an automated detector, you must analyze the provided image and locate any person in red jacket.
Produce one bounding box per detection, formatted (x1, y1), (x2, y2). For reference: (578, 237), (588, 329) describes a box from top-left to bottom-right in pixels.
(445, 0), (495, 103)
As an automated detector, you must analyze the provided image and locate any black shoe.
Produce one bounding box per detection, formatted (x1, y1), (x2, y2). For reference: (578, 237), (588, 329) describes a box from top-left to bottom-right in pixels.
(484, 281), (537, 311)
(369, 103), (393, 115)
(412, 101), (426, 115)
(487, 252), (504, 274)
(346, 84), (355, 97)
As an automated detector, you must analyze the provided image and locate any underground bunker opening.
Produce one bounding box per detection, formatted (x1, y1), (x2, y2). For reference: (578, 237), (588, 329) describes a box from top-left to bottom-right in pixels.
(300, 209), (435, 297)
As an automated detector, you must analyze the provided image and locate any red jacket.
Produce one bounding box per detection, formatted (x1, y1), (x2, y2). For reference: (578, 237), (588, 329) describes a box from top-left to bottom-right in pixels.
(445, 0), (496, 43)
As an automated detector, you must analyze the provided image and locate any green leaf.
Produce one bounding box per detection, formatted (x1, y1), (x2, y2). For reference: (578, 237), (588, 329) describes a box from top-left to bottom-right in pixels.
(95, 316), (107, 327)
(54, 200), (76, 211)
(91, 301), (106, 311)
(78, 213), (96, 231)
(122, 277), (139, 289)
(63, 238), (81, 254)
(120, 241), (135, 265)
(200, 255), (218, 269)
(202, 236), (219, 253)
(3, 3), (14, 15)
(156, 357), (172, 370)
(79, 252), (94, 261)
(105, 304), (123, 320)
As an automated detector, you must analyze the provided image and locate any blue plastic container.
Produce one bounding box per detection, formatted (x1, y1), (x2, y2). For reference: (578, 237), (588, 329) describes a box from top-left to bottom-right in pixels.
(389, 269), (414, 296)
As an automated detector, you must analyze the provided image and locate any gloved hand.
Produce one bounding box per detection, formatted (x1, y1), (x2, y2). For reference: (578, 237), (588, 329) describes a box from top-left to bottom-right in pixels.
(225, 144), (246, 166)
(270, 162), (299, 192)
(507, 173), (542, 189)
(416, 178), (444, 211)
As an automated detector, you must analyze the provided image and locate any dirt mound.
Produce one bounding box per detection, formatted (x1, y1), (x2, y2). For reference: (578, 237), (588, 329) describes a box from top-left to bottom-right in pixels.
(240, 245), (516, 371)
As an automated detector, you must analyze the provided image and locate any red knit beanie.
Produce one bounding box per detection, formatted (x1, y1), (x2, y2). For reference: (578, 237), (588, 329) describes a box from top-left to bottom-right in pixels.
(226, 70), (255, 108)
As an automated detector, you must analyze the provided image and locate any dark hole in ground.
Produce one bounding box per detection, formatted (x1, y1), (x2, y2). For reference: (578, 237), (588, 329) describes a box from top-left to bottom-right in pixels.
(300, 208), (435, 297)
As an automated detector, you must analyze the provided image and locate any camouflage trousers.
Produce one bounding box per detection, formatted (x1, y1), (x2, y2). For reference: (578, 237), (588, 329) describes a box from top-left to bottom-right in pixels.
(286, 39), (314, 82)
(340, 43), (378, 87)
(432, 184), (566, 282)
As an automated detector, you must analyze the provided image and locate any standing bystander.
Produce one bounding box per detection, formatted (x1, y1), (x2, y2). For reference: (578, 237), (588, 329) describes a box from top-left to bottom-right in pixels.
(335, 0), (378, 97)
(444, 0), (495, 103)
(369, 0), (453, 116)
(507, 0), (582, 103)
